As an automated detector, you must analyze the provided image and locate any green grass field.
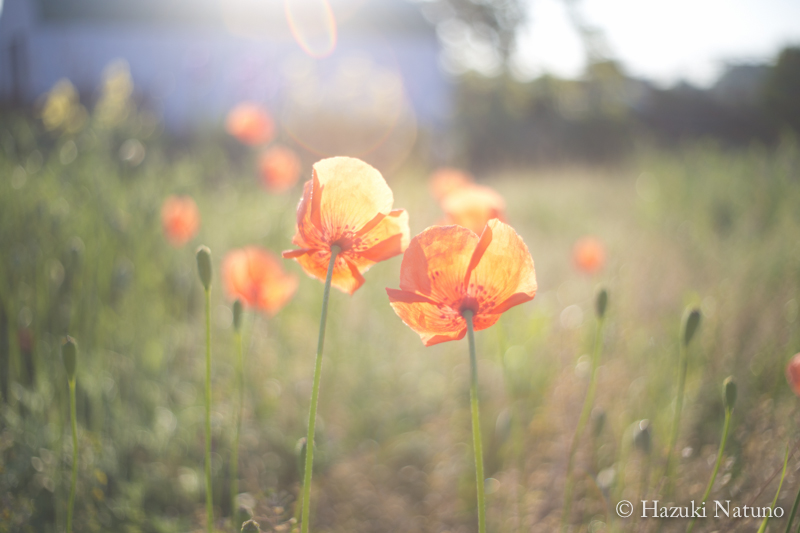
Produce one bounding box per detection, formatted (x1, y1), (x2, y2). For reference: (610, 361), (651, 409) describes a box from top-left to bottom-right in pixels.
(2, 98), (800, 533)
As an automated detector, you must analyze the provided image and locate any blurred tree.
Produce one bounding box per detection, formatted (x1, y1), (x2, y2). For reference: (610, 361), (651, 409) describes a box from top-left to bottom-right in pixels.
(763, 47), (800, 133)
(415, 0), (527, 72)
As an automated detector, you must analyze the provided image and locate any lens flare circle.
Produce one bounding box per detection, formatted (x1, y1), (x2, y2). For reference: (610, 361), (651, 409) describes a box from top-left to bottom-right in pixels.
(285, 0), (337, 59)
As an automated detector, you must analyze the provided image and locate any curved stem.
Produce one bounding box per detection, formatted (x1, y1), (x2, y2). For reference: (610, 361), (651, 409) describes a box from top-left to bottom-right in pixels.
(785, 483), (800, 533)
(300, 246), (340, 533)
(231, 328), (244, 530)
(757, 442), (789, 533)
(67, 379), (77, 533)
(562, 317), (604, 531)
(204, 288), (213, 533)
(686, 408), (731, 533)
(464, 311), (486, 533)
(663, 343), (688, 497)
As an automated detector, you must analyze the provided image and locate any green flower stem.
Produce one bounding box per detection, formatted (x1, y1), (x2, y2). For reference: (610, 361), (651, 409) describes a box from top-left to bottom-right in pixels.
(561, 316), (605, 531)
(757, 442), (789, 533)
(300, 246), (340, 533)
(463, 311), (486, 533)
(664, 342), (689, 496)
(204, 287), (213, 533)
(231, 327), (244, 530)
(67, 378), (77, 533)
(686, 407), (732, 533)
(785, 483), (800, 533)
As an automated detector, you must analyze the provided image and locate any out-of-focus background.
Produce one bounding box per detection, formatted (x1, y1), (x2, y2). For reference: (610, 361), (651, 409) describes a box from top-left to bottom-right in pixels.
(1, 0), (800, 532)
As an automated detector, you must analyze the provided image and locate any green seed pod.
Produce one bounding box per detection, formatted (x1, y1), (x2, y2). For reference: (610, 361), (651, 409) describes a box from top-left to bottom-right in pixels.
(723, 376), (737, 411)
(61, 336), (77, 382)
(633, 419), (652, 455)
(241, 519), (262, 533)
(682, 307), (701, 347)
(595, 287), (609, 319)
(233, 299), (244, 331)
(196, 246), (212, 291)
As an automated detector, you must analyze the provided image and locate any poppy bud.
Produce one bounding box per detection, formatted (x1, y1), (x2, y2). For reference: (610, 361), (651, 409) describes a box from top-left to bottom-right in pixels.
(682, 307), (701, 347)
(196, 246), (212, 291)
(62, 336), (77, 381)
(241, 519), (262, 533)
(633, 419), (652, 455)
(723, 376), (737, 411)
(233, 299), (243, 331)
(595, 287), (608, 319)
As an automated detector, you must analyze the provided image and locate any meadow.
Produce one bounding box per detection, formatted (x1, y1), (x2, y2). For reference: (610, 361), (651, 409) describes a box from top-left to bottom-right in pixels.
(1, 79), (800, 533)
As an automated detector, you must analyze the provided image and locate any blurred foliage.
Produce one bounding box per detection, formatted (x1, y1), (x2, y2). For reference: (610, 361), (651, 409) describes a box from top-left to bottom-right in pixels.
(417, 0), (526, 62)
(764, 47), (800, 134)
(2, 68), (800, 533)
(453, 46), (800, 171)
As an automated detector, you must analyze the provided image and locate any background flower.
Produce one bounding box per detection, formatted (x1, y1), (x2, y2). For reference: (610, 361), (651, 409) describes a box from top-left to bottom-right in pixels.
(222, 247), (298, 315)
(161, 195), (200, 247)
(258, 145), (301, 193)
(225, 103), (274, 146)
(573, 236), (606, 274)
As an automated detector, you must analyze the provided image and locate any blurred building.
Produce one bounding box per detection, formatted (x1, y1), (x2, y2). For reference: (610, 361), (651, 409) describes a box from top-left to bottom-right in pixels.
(0, 0), (450, 132)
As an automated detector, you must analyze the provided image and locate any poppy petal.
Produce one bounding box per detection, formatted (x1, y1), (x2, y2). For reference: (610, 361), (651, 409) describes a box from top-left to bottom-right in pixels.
(387, 288), (466, 346)
(294, 249), (365, 295)
(468, 219), (537, 315)
(349, 209), (410, 266)
(313, 157), (394, 237)
(398, 225), (479, 307)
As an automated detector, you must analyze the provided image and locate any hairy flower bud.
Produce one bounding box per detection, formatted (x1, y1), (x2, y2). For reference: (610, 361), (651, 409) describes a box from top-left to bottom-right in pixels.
(196, 246), (212, 291)
(62, 336), (77, 382)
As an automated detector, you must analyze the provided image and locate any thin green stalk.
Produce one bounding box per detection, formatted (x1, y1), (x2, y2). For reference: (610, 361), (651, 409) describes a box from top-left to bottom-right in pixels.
(464, 311), (486, 533)
(757, 442), (789, 533)
(231, 328), (244, 530)
(204, 287), (213, 533)
(67, 379), (77, 533)
(300, 246), (340, 533)
(686, 408), (731, 533)
(786, 484), (800, 533)
(663, 342), (688, 496)
(562, 316), (605, 531)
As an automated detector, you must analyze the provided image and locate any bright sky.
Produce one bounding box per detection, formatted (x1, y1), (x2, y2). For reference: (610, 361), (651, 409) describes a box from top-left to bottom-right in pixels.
(513, 0), (800, 86)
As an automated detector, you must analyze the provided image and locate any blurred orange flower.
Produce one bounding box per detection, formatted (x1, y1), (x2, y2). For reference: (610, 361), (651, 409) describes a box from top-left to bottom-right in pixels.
(259, 145), (301, 193)
(283, 157), (410, 295)
(225, 103), (274, 146)
(573, 236), (606, 274)
(387, 219), (537, 346)
(787, 353), (800, 396)
(222, 247), (298, 315)
(430, 167), (473, 200)
(441, 184), (506, 234)
(161, 195), (200, 247)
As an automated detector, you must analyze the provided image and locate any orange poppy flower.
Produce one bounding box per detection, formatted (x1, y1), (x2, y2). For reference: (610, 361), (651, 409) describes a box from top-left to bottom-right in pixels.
(430, 167), (473, 200)
(787, 353), (800, 396)
(161, 195), (200, 247)
(282, 157), (410, 295)
(258, 145), (301, 193)
(440, 184), (506, 235)
(222, 247), (298, 315)
(573, 236), (606, 274)
(387, 219), (537, 346)
(225, 103), (274, 146)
